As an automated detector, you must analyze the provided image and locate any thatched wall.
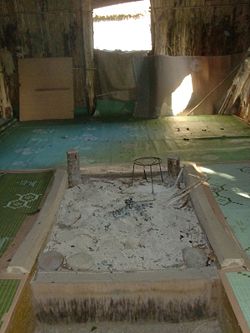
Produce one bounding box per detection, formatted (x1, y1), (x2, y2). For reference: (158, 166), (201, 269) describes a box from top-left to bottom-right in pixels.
(219, 51), (250, 121)
(151, 0), (250, 56)
(0, 0), (142, 110)
(0, 0), (249, 114)
(0, 0), (84, 109)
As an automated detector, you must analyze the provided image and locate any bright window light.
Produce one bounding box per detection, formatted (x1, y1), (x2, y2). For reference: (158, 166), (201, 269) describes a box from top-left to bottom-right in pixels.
(171, 74), (193, 116)
(93, 0), (151, 51)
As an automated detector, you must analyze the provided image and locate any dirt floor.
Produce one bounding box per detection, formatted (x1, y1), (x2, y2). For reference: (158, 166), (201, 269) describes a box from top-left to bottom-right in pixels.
(40, 175), (212, 273)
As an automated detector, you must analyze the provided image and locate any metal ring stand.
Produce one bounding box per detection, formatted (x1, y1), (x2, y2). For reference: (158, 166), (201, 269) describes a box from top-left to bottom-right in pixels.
(132, 156), (164, 193)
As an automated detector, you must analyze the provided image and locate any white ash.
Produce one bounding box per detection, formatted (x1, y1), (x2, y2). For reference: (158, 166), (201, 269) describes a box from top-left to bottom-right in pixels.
(44, 177), (209, 272)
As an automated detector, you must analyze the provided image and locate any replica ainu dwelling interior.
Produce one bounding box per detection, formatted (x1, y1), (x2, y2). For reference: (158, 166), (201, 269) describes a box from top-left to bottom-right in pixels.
(0, 1), (250, 332)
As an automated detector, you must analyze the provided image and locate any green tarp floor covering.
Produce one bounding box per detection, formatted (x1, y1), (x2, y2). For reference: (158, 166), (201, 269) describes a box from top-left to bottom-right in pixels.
(0, 171), (53, 256)
(204, 161), (250, 331)
(201, 163), (250, 260)
(0, 115), (250, 170)
(225, 272), (250, 331)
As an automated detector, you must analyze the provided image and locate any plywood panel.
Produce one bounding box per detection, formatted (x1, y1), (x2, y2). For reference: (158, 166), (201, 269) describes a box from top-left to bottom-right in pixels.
(19, 57), (74, 121)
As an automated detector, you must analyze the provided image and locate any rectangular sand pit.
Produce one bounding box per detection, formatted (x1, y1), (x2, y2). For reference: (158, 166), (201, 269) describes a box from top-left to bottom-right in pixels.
(40, 175), (211, 273)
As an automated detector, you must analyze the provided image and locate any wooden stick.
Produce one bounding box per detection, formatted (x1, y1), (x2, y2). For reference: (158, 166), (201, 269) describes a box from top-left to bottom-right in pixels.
(174, 166), (184, 188)
(167, 180), (203, 206)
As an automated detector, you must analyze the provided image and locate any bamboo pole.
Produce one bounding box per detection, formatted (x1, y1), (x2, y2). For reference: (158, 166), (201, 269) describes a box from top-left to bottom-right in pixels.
(81, 0), (96, 115)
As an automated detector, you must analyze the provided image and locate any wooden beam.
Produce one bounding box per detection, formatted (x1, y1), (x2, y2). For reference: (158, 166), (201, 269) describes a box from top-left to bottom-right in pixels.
(185, 165), (247, 268)
(92, 0), (142, 9)
(7, 169), (67, 274)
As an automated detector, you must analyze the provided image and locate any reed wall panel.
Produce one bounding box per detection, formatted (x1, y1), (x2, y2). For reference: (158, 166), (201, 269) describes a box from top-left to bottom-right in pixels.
(151, 0), (250, 56)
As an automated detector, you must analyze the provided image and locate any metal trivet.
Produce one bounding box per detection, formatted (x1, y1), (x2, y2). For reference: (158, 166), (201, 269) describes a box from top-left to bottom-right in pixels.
(132, 156), (163, 193)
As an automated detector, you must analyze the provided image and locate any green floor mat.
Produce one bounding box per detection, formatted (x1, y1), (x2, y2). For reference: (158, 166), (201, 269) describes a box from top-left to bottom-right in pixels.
(0, 171), (53, 256)
(0, 279), (20, 327)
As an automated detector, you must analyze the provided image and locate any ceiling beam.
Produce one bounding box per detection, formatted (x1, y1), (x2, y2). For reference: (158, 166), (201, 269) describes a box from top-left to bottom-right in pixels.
(92, 0), (142, 9)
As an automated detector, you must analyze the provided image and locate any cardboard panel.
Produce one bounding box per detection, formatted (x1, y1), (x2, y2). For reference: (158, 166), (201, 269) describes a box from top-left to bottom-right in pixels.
(19, 58), (74, 121)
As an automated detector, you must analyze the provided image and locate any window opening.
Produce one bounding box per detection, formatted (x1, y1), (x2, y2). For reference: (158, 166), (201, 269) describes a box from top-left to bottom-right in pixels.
(93, 0), (151, 51)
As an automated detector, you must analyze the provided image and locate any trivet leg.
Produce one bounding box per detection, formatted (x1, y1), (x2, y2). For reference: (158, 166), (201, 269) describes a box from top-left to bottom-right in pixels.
(132, 163), (135, 185)
(159, 162), (164, 182)
(150, 165), (154, 193)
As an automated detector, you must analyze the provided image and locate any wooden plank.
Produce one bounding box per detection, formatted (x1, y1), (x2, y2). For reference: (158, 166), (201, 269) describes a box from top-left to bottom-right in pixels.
(19, 57), (74, 121)
(7, 169), (67, 274)
(185, 164), (246, 268)
(31, 268), (220, 324)
(92, 0), (142, 9)
(201, 175), (250, 268)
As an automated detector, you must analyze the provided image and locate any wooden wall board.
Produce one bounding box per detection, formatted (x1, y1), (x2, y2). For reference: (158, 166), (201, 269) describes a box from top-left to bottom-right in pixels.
(19, 57), (74, 121)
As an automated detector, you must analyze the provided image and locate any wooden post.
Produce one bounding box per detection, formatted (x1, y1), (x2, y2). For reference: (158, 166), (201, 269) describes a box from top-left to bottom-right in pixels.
(82, 0), (96, 115)
(67, 150), (81, 187)
(167, 155), (180, 178)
